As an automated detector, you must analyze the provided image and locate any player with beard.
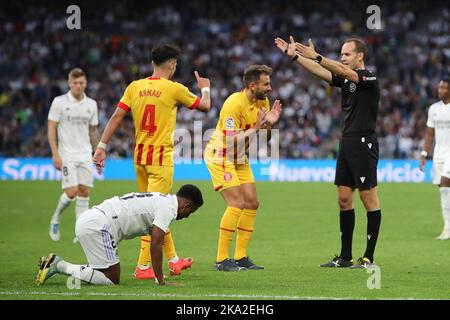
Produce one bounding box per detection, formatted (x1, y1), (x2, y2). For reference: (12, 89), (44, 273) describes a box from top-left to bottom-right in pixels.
(205, 64), (282, 271)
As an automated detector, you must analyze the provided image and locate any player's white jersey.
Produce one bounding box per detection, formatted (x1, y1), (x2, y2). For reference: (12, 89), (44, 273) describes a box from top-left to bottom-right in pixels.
(93, 192), (177, 241)
(48, 91), (98, 161)
(427, 100), (450, 162)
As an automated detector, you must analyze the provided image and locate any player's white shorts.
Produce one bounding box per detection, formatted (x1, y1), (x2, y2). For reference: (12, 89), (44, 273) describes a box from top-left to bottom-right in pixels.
(433, 157), (450, 185)
(75, 208), (119, 269)
(61, 159), (94, 189)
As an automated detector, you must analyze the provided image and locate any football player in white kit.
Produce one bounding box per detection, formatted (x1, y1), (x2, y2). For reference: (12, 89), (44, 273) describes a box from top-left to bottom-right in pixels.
(420, 78), (450, 240)
(35, 184), (203, 286)
(47, 68), (100, 242)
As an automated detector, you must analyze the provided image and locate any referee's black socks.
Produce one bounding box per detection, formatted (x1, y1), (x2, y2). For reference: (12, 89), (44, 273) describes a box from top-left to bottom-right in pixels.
(339, 209), (355, 261)
(364, 210), (382, 263)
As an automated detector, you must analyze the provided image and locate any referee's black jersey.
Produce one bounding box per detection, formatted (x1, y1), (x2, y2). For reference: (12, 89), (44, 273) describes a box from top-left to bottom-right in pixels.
(330, 69), (380, 137)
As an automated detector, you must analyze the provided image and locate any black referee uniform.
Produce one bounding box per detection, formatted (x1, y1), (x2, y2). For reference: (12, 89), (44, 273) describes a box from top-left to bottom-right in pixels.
(319, 68), (382, 268)
(330, 69), (380, 189)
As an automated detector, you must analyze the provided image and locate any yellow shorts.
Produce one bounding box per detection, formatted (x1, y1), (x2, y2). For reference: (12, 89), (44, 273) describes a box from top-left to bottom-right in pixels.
(134, 164), (174, 194)
(204, 147), (255, 191)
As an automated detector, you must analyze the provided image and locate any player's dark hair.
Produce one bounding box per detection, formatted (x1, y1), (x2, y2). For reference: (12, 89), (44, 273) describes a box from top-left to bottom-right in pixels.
(344, 38), (367, 61)
(177, 184), (204, 208)
(243, 64), (272, 88)
(151, 43), (181, 66)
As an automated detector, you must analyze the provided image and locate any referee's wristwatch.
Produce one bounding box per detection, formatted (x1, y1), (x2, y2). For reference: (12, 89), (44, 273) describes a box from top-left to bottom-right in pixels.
(315, 54), (323, 64)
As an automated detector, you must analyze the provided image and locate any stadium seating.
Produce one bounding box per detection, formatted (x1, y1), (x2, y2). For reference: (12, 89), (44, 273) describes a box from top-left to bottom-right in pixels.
(0, 0), (448, 159)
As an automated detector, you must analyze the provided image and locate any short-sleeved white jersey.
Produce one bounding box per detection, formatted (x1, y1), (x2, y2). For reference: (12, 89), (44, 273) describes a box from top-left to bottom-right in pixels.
(93, 192), (177, 241)
(426, 100), (450, 162)
(48, 91), (98, 161)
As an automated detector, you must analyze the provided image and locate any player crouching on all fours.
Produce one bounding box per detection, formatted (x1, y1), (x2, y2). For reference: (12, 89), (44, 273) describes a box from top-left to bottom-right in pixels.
(36, 185), (203, 286)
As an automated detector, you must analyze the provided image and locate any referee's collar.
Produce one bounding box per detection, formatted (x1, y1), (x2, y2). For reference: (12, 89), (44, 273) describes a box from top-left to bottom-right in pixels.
(67, 91), (87, 103)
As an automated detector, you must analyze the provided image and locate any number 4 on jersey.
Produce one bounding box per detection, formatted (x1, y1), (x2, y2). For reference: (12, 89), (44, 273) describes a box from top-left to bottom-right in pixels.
(141, 104), (157, 137)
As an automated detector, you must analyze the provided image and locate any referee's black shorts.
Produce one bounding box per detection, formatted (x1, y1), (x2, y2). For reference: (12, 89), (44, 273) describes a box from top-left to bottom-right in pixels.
(334, 135), (379, 190)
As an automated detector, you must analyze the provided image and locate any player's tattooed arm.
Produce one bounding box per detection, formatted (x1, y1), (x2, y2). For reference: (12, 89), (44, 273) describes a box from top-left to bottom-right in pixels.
(89, 125), (101, 152)
(93, 107), (127, 174)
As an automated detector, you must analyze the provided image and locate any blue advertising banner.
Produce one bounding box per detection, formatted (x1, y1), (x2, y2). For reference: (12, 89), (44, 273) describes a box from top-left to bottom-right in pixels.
(0, 158), (433, 183)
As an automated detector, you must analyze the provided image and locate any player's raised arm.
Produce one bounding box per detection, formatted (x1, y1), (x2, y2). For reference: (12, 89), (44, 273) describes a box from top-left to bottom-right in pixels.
(295, 38), (359, 83)
(275, 36), (332, 83)
(92, 107), (128, 174)
(194, 70), (211, 112)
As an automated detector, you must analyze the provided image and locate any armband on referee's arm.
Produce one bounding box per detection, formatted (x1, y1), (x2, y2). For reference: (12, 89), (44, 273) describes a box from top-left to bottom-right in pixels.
(97, 141), (107, 150)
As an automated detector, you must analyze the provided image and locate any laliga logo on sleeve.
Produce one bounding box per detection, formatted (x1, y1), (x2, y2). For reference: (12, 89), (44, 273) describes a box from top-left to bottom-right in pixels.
(349, 83), (356, 93)
(226, 117), (234, 130)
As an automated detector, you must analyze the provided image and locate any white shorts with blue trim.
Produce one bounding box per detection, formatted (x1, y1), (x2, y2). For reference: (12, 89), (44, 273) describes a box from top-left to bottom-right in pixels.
(75, 208), (119, 269)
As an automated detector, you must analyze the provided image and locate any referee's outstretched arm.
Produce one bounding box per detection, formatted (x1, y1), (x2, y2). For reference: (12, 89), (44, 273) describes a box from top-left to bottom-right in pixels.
(295, 39), (361, 83)
(275, 36), (332, 83)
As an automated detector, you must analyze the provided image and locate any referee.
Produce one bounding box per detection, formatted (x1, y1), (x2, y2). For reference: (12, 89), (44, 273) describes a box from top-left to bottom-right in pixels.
(275, 36), (381, 268)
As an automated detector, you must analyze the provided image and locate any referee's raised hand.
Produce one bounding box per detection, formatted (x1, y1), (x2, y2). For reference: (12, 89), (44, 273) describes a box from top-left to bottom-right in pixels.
(274, 36), (296, 58)
(295, 38), (318, 60)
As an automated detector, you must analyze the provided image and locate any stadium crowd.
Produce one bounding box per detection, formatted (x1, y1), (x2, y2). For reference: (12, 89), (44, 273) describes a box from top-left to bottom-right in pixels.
(0, 0), (448, 160)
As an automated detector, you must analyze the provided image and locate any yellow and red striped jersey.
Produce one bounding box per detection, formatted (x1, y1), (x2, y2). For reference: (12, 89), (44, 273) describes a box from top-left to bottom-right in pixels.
(118, 77), (200, 167)
(206, 90), (270, 159)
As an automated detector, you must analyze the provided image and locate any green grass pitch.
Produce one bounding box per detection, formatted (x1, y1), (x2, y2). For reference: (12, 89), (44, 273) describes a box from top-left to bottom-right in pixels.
(0, 180), (449, 300)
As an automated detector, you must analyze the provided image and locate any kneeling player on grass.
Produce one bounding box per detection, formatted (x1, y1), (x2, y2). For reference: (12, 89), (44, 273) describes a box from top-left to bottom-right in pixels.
(35, 184), (203, 286)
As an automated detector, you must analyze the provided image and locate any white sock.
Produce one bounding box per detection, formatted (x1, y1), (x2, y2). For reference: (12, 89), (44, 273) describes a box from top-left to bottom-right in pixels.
(75, 196), (89, 221)
(169, 256), (179, 264)
(57, 260), (114, 285)
(51, 193), (74, 223)
(440, 187), (450, 230)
